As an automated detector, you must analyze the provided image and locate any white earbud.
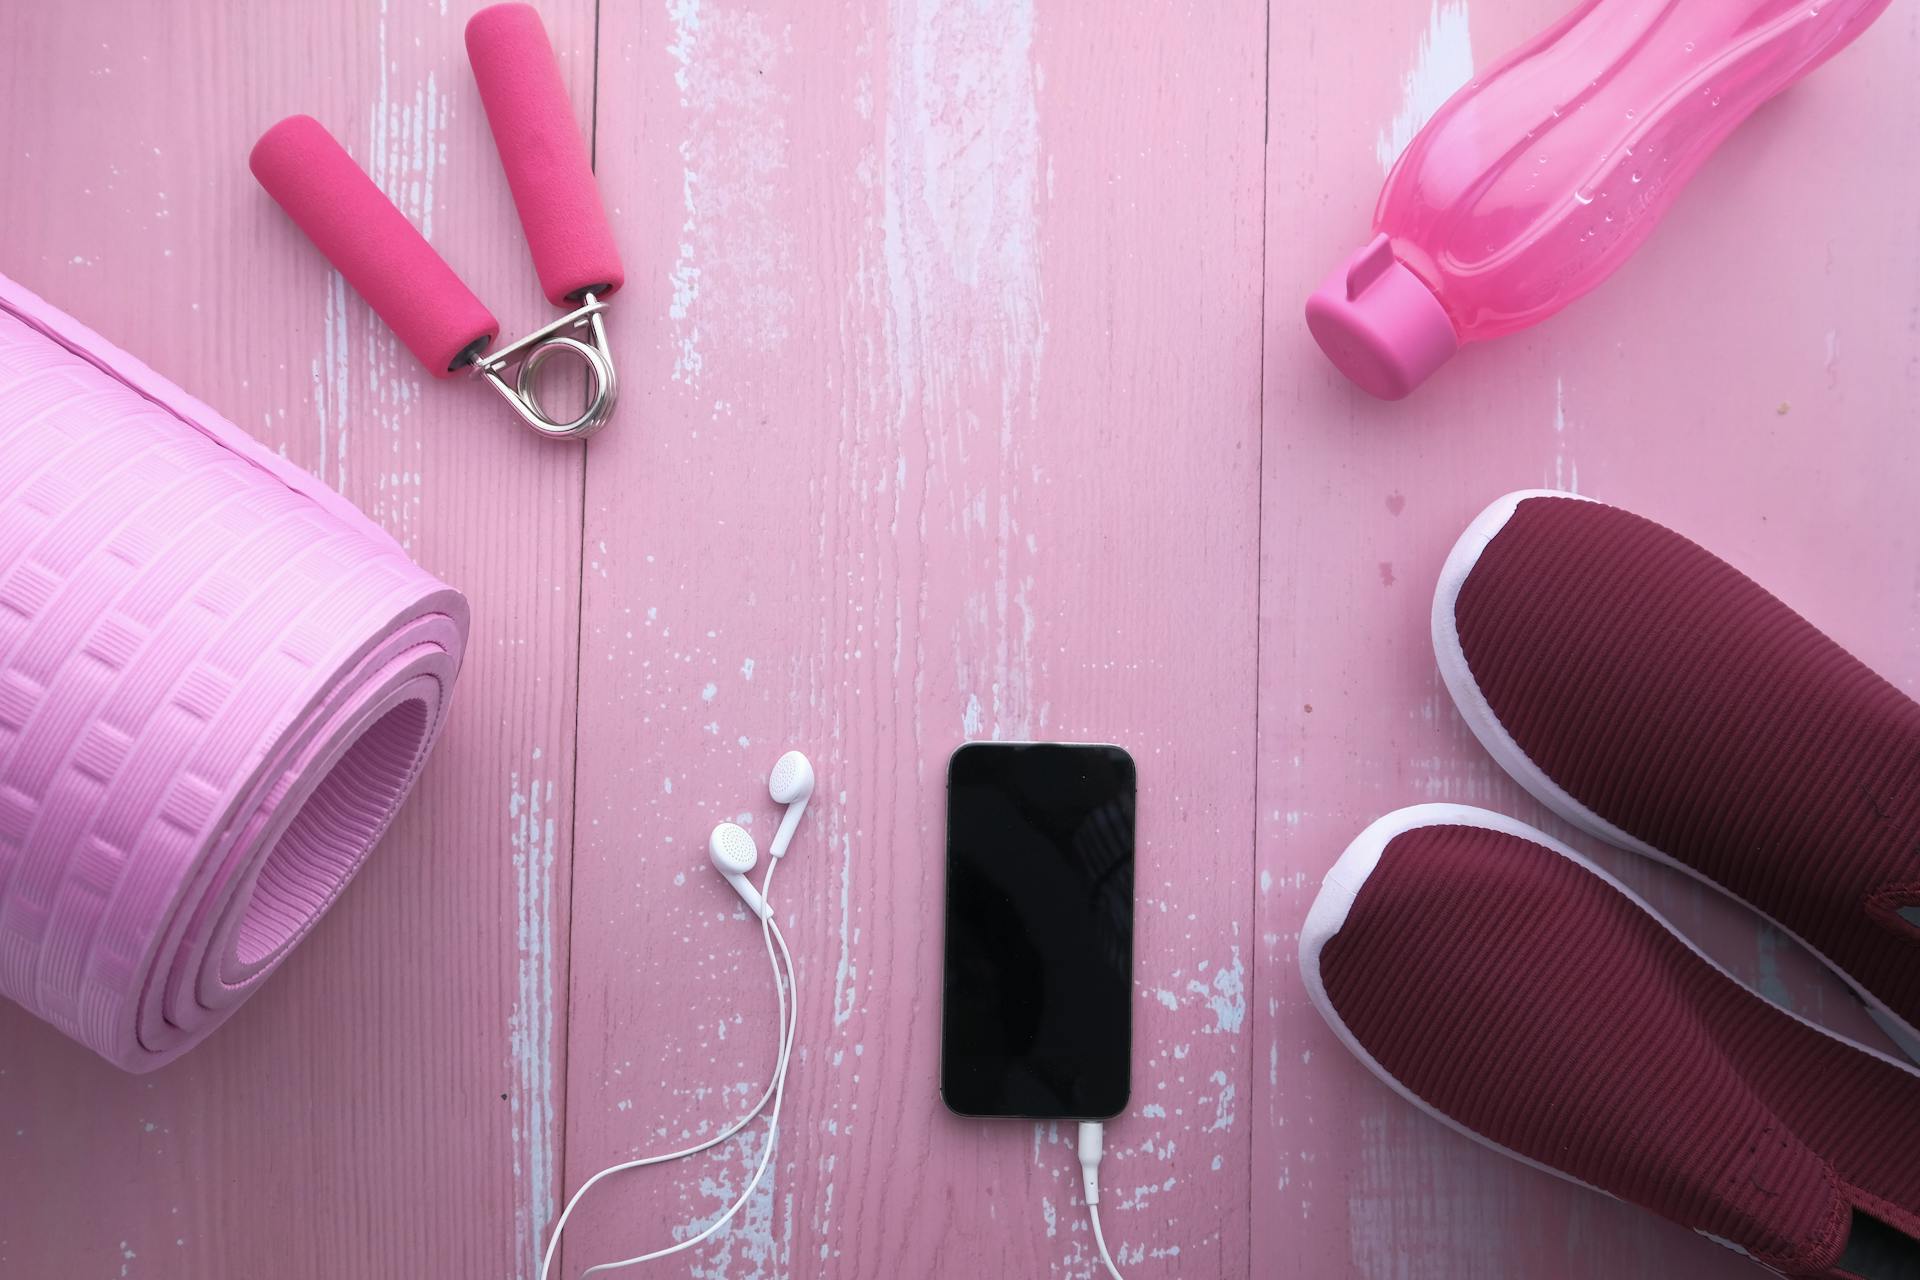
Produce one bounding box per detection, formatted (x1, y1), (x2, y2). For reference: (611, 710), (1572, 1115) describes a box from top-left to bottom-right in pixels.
(766, 750), (815, 859)
(708, 822), (773, 919)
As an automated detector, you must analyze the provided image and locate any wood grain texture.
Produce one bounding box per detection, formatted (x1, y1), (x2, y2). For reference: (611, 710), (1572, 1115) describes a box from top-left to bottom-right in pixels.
(0, 2), (591, 1276)
(4, 0), (1919, 1275)
(558, 1), (1265, 1275)
(1255, 1), (1920, 1276)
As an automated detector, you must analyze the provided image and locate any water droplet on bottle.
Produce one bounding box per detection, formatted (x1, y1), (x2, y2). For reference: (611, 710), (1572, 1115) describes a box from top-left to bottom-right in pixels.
(1604, 212), (1614, 223)
(1625, 108), (1636, 120)
(1573, 190), (1594, 206)
(1630, 171), (1642, 184)
(1683, 40), (1696, 52)
(1710, 96), (1721, 107)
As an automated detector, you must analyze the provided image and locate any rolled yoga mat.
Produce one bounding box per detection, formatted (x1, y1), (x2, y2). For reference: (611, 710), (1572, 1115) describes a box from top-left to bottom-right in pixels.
(0, 274), (468, 1072)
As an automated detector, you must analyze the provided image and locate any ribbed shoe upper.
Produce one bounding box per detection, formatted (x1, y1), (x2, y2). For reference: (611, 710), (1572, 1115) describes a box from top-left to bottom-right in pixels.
(1450, 496), (1920, 1043)
(1314, 820), (1920, 1277)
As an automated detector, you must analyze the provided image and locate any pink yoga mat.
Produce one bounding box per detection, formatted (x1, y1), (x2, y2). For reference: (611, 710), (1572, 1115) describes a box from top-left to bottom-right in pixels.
(0, 275), (468, 1072)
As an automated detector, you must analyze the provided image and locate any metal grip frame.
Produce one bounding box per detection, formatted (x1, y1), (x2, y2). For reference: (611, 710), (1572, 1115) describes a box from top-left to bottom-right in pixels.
(472, 292), (617, 440)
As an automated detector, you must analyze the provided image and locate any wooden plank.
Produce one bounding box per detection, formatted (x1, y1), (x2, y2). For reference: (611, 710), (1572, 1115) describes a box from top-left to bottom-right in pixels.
(0, 2), (592, 1275)
(1256, 1), (1920, 1275)
(561, 1), (1267, 1275)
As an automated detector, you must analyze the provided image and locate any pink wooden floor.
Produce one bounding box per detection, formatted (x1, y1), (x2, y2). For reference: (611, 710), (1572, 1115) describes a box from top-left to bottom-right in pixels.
(3, 1), (1918, 1276)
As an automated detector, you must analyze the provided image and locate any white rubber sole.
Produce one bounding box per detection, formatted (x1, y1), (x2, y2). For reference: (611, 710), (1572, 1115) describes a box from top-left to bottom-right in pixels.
(1431, 490), (1920, 1064)
(1300, 804), (1920, 1274)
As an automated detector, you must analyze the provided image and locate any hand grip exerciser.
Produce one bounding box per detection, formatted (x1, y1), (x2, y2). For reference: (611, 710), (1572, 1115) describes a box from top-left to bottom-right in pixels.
(250, 3), (622, 440)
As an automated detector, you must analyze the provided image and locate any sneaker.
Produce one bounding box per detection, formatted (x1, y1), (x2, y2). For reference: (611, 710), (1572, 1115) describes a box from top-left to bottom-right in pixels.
(1433, 490), (1920, 1059)
(1301, 805), (1920, 1279)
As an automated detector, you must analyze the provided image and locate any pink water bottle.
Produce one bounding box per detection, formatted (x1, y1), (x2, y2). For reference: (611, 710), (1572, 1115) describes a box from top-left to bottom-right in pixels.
(1307, 0), (1893, 400)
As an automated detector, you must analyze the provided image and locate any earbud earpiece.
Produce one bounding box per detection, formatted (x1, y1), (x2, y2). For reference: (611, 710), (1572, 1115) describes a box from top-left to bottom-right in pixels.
(766, 750), (815, 859)
(708, 822), (773, 919)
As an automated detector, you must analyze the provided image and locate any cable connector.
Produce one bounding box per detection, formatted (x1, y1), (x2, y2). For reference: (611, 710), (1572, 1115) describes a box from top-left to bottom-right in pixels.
(1075, 1121), (1127, 1279)
(1077, 1121), (1105, 1206)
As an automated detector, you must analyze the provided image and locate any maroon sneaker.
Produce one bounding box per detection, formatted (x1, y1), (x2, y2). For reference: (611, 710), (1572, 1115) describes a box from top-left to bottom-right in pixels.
(1433, 490), (1920, 1059)
(1301, 806), (1920, 1279)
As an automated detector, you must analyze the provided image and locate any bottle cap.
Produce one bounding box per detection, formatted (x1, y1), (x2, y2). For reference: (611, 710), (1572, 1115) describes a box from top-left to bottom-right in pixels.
(1306, 233), (1459, 400)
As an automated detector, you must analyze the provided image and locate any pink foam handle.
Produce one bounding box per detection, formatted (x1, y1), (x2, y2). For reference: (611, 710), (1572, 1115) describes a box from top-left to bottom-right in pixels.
(249, 115), (498, 377)
(0, 273), (469, 1072)
(466, 3), (624, 305)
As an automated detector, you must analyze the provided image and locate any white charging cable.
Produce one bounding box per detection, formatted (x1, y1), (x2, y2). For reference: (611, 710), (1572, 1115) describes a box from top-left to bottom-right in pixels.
(539, 857), (796, 1280)
(1077, 1121), (1128, 1280)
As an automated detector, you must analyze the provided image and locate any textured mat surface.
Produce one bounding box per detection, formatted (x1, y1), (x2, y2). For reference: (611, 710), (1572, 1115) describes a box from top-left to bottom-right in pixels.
(0, 275), (467, 1071)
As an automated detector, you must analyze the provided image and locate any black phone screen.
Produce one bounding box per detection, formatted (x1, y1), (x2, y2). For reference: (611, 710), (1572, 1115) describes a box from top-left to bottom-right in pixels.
(940, 742), (1135, 1120)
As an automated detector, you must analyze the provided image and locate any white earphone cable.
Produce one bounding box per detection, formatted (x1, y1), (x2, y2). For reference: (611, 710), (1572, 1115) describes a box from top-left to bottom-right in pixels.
(581, 912), (797, 1275)
(538, 860), (794, 1280)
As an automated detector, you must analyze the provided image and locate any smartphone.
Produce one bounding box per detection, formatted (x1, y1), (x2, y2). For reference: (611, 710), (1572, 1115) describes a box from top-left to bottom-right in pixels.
(940, 741), (1136, 1120)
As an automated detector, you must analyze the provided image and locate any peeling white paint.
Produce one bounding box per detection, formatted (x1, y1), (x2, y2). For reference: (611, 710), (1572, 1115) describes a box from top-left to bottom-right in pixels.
(679, 1125), (786, 1278)
(665, 0), (795, 388)
(1186, 945), (1246, 1035)
(313, 270), (350, 492)
(832, 830), (856, 1027)
(508, 762), (558, 1280)
(1375, 0), (1475, 174)
(1208, 1069), (1237, 1132)
(1548, 376), (1580, 493)
(307, 0), (442, 544)
(881, 0), (1048, 740)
